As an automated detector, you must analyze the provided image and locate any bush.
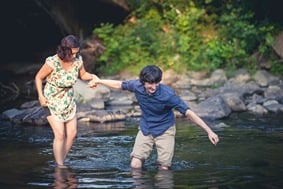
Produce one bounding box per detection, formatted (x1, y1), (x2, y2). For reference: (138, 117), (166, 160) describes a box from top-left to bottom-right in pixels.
(93, 0), (280, 75)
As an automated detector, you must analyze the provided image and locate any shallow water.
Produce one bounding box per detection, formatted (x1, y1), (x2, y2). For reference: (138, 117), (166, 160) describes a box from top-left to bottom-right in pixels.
(0, 112), (283, 188)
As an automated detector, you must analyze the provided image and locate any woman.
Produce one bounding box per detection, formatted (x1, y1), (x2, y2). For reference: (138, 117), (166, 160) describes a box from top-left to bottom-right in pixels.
(35, 34), (98, 168)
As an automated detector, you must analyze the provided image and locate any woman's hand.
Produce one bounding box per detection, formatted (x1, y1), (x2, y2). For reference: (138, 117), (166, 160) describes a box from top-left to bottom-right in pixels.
(39, 95), (48, 107)
(88, 75), (100, 88)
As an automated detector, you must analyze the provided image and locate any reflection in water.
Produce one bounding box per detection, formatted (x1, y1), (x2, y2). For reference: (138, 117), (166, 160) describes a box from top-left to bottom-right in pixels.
(131, 169), (174, 189)
(154, 170), (174, 189)
(52, 166), (78, 189)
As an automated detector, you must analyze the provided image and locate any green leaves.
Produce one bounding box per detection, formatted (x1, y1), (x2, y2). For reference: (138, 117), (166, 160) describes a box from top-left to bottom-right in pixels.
(92, 0), (279, 75)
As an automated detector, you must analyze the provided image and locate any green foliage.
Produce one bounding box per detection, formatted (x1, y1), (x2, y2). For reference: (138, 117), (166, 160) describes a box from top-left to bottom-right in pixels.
(212, 6), (278, 72)
(93, 0), (281, 75)
(205, 37), (246, 70)
(269, 54), (283, 76)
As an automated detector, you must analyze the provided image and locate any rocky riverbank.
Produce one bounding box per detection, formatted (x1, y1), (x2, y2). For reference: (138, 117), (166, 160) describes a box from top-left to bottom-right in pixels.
(1, 68), (283, 126)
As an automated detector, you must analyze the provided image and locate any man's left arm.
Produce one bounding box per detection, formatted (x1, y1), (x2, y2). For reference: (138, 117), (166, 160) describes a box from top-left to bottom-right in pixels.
(185, 109), (219, 145)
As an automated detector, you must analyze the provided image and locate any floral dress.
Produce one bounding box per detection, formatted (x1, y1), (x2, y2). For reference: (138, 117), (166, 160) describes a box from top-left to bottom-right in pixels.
(44, 54), (82, 122)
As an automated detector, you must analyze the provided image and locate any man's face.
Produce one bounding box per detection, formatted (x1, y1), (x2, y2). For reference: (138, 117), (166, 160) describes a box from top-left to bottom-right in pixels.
(144, 82), (160, 95)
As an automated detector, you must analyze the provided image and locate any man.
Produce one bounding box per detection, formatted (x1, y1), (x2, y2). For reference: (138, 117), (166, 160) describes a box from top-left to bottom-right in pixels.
(89, 65), (219, 170)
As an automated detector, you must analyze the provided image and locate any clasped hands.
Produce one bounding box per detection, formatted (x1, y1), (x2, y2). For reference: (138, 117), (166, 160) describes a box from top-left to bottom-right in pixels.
(88, 75), (100, 88)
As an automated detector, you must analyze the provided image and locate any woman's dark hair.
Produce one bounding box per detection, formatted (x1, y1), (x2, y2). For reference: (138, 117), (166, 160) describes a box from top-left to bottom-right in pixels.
(57, 35), (80, 61)
(139, 65), (162, 84)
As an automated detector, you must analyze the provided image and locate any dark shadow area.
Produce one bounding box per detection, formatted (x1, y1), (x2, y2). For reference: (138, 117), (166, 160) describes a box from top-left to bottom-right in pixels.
(2, 0), (129, 65)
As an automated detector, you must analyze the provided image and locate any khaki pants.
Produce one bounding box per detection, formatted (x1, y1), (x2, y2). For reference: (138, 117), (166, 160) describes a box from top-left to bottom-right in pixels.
(130, 126), (176, 167)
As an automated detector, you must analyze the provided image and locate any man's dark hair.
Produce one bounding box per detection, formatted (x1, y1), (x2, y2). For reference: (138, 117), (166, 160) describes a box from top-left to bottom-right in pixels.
(139, 65), (162, 84)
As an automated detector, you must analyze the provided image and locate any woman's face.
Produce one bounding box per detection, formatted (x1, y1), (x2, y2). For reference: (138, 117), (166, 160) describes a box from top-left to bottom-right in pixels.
(64, 48), (80, 62)
(70, 48), (80, 59)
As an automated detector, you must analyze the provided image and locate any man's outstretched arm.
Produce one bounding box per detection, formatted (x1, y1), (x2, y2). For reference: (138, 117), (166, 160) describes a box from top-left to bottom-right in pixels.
(89, 79), (123, 89)
(185, 109), (219, 145)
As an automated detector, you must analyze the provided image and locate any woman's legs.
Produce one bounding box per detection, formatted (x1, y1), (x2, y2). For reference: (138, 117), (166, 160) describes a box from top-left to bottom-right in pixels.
(47, 115), (66, 166)
(64, 117), (77, 160)
(47, 115), (77, 166)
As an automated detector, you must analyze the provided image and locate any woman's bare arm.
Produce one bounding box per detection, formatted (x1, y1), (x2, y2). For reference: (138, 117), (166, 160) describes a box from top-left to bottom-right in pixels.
(35, 63), (53, 106)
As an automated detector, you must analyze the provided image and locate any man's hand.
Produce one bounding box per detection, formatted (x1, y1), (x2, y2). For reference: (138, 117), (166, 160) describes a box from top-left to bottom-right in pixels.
(88, 75), (100, 88)
(208, 132), (219, 146)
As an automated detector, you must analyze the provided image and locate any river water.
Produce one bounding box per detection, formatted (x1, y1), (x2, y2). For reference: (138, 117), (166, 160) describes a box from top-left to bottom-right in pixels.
(0, 112), (282, 188)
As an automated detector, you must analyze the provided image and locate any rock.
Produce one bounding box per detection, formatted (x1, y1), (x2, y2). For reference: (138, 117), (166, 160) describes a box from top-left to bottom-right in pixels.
(1, 68), (283, 125)
(264, 85), (283, 102)
(254, 70), (278, 87)
(228, 69), (251, 84)
(247, 104), (268, 115)
(220, 93), (246, 112)
(74, 79), (110, 103)
(1, 108), (25, 120)
(194, 95), (232, 119)
(272, 31), (283, 59)
(77, 110), (126, 123)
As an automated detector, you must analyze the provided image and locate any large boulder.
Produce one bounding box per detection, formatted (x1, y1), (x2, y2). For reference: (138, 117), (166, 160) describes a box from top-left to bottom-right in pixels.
(193, 95), (232, 120)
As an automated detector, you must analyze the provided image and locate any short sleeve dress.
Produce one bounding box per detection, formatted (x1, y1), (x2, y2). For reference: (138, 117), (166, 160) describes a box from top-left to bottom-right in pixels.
(43, 54), (83, 122)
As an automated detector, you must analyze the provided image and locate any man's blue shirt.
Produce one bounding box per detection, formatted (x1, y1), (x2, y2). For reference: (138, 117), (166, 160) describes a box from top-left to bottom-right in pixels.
(121, 79), (189, 137)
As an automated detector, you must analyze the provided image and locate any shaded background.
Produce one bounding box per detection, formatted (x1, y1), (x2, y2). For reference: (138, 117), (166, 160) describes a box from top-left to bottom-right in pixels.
(2, 0), (283, 67)
(1, 0), (129, 65)
(0, 0), (129, 111)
